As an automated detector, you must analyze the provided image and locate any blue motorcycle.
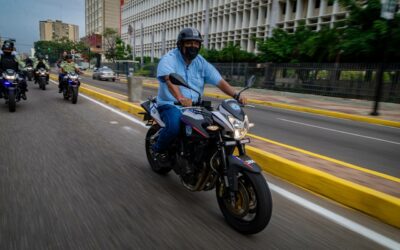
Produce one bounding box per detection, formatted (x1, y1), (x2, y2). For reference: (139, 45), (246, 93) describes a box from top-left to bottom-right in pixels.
(62, 72), (80, 104)
(0, 69), (25, 112)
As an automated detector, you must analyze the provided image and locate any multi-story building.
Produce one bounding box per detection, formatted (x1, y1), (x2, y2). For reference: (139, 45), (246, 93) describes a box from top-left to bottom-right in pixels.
(85, 0), (121, 50)
(121, 0), (349, 58)
(39, 20), (79, 42)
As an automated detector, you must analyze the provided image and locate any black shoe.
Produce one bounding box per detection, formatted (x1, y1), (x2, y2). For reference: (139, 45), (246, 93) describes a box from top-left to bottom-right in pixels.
(154, 152), (169, 163)
(21, 93), (27, 100)
(58, 88), (62, 93)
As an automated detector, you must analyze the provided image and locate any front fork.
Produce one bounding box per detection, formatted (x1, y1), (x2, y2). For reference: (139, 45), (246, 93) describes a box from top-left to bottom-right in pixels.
(218, 133), (240, 205)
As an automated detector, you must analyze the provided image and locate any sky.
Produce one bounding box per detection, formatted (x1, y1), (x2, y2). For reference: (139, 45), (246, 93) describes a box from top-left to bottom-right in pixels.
(0, 0), (85, 53)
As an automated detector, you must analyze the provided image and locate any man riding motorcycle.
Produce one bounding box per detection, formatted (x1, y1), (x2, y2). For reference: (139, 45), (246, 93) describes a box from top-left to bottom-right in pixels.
(24, 56), (33, 67)
(0, 40), (28, 99)
(33, 54), (50, 84)
(59, 54), (81, 93)
(153, 27), (247, 162)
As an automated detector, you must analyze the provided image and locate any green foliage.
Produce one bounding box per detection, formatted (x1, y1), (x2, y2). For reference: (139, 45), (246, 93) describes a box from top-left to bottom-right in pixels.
(103, 28), (119, 62)
(134, 68), (151, 76)
(200, 43), (259, 63)
(256, 0), (400, 63)
(34, 39), (89, 63)
(115, 38), (133, 60)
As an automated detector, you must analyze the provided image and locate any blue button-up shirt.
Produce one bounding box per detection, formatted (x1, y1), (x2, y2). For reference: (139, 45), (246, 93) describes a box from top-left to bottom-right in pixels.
(156, 48), (222, 106)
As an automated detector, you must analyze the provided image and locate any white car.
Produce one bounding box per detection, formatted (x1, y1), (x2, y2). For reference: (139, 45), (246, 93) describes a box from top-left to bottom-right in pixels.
(92, 67), (116, 81)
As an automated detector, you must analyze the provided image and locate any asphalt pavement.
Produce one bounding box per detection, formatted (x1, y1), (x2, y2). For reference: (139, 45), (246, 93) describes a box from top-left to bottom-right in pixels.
(0, 81), (398, 249)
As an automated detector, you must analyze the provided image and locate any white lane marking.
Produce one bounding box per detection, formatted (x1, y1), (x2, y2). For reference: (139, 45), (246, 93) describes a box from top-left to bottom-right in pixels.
(50, 79), (148, 129)
(278, 118), (400, 145)
(80, 94), (148, 128)
(51, 79), (400, 248)
(269, 183), (400, 250)
(110, 121), (119, 125)
(122, 126), (140, 135)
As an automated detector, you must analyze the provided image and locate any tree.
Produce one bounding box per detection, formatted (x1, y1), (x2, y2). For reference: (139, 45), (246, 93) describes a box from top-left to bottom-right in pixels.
(256, 0), (400, 63)
(103, 28), (119, 62)
(200, 43), (258, 63)
(34, 39), (89, 63)
(115, 38), (132, 60)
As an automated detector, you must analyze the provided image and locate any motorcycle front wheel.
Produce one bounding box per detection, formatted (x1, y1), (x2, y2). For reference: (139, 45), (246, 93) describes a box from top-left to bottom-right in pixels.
(216, 171), (272, 234)
(8, 89), (16, 112)
(71, 87), (79, 104)
(145, 124), (172, 175)
(39, 79), (46, 90)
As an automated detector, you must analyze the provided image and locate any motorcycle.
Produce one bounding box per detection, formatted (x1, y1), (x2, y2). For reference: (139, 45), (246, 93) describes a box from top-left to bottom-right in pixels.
(0, 69), (25, 112)
(62, 72), (80, 104)
(36, 68), (48, 90)
(25, 65), (34, 81)
(140, 73), (272, 234)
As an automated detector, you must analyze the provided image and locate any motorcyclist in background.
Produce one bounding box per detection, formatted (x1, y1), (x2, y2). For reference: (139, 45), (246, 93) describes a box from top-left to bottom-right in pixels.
(0, 40), (28, 99)
(57, 51), (68, 88)
(59, 54), (81, 93)
(33, 53), (50, 84)
(24, 56), (33, 67)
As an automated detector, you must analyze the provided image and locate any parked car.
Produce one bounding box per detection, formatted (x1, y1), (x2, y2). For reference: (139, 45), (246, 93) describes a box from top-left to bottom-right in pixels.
(92, 67), (116, 81)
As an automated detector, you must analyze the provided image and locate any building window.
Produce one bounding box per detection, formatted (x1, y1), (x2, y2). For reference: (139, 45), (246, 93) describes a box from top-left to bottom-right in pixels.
(315, 0), (321, 8)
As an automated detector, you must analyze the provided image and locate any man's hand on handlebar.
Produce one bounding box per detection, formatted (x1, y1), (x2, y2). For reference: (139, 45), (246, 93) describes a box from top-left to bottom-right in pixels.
(238, 96), (247, 105)
(178, 97), (192, 107)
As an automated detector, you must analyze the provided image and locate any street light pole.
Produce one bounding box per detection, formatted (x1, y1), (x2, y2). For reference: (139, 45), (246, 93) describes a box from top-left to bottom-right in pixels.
(370, 0), (397, 116)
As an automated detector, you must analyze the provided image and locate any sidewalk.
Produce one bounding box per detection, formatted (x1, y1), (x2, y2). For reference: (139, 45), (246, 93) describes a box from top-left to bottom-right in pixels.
(70, 75), (400, 229)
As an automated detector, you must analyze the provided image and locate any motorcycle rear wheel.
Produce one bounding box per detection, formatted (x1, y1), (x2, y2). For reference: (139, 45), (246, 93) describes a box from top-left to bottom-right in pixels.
(216, 171), (272, 234)
(145, 124), (172, 175)
(63, 88), (69, 100)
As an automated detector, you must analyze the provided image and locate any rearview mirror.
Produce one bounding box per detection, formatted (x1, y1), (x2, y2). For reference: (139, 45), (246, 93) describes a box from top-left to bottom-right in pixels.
(246, 75), (255, 88)
(169, 73), (189, 88)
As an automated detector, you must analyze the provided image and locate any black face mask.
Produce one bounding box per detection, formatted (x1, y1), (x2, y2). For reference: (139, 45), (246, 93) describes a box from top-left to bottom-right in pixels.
(183, 47), (200, 61)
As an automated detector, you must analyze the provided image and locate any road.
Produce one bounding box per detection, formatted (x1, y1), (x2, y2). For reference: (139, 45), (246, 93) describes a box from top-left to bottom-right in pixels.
(0, 81), (399, 249)
(79, 75), (400, 177)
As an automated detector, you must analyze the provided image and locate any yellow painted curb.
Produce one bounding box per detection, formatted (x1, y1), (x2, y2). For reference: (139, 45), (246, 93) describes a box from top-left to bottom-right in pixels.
(246, 145), (400, 228)
(80, 87), (144, 118)
(248, 133), (400, 184)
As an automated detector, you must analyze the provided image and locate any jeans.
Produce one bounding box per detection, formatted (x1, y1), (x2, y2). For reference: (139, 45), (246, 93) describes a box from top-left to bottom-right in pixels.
(153, 104), (182, 153)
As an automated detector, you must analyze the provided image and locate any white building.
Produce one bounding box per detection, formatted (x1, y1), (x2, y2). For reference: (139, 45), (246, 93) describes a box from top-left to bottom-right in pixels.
(121, 0), (348, 58)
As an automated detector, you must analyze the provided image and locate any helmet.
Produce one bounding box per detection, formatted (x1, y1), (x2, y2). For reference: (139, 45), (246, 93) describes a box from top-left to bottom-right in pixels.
(65, 54), (73, 60)
(36, 53), (44, 60)
(176, 28), (203, 48)
(2, 40), (14, 51)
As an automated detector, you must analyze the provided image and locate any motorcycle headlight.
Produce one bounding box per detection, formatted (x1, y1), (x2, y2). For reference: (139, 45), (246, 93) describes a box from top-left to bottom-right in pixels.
(5, 75), (16, 81)
(228, 115), (249, 140)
